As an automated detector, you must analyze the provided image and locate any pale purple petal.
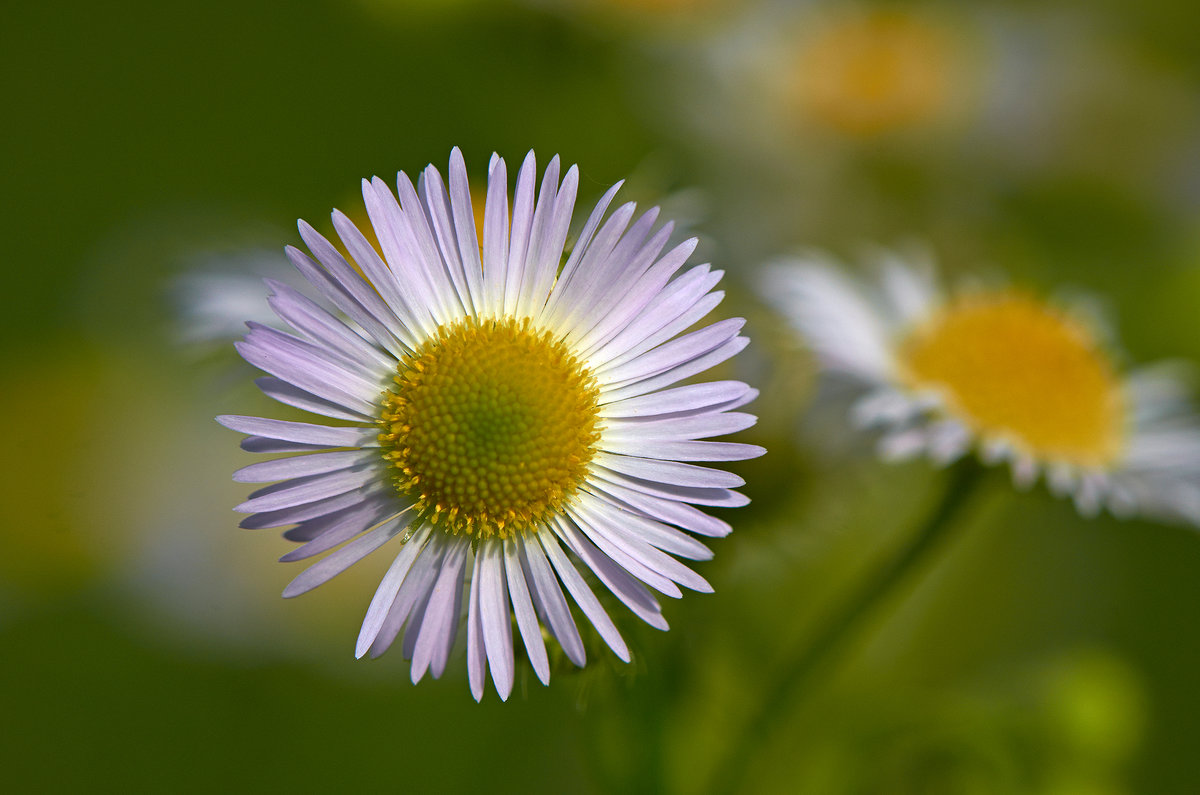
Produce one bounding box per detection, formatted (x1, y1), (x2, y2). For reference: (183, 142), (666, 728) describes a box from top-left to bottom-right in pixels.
(519, 534), (585, 667)
(522, 163), (578, 319)
(600, 318), (743, 385)
(591, 466), (750, 508)
(235, 466), (380, 513)
(589, 479), (732, 538)
(570, 501), (712, 593)
(503, 151), (537, 317)
(466, 549), (487, 701)
(601, 337), (749, 402)
(255, 376), (374, 422)
(566, 509), (682, 598)
(369, 536), (446, 659)
(603, 412), (758, 441)
(280, 501), (408, 562)
(295, 222), (411, 353)
(411, 536), (470, 683)
(576, 491), (713, 561)
(282, 517), (405, 598)
(554, 519), (668, 631)
(594, 452), (745, 489)
(481, 156), (510, 315)
(217, 414), (376, 447)
(248, 485), (388, 531)
(575, 240), (699, 360)
(233, 450), (378, 483)
(447, 147), (486, 315)
(265, 279), (397, 374)
(604, 438), (765, 462)
(504, 537), (550, 685)
(542, 521), (630, 662)
(352, 528), (434, 658)
(478, 539), (514, 701)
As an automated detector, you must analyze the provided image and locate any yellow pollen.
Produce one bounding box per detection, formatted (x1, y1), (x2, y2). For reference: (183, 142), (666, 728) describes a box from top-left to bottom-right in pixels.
(897, 292), (1125, 467)
(378, 316), (602, 540)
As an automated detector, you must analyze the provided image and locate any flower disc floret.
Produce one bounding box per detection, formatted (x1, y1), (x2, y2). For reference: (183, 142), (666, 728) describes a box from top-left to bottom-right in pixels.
(897, 291), (1124, 467)
(379, 316), (602, 539)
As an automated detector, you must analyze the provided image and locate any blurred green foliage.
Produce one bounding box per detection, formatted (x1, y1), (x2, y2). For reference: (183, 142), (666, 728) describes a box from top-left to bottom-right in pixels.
(5, 0), (1200, 792)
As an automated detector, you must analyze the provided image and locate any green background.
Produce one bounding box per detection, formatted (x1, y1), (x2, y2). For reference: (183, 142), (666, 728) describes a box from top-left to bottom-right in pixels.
(5, 0), (1200, 792)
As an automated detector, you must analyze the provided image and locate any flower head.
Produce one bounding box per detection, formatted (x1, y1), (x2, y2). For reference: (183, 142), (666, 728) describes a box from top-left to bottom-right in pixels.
(221, 149), (762, 699)
(763, 253), (1200, 524)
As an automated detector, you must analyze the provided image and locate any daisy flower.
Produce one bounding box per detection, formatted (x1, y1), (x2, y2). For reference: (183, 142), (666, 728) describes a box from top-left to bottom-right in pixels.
(220, 149), (762, 700)
(762, 252), (1200, 524)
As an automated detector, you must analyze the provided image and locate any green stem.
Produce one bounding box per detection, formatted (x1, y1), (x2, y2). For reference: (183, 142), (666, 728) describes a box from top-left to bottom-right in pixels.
(708, 459), (987, 795)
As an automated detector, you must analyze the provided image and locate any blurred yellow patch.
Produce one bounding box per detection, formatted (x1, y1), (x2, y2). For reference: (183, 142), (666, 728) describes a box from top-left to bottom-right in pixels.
(790, 10), (963, 137)
(0, 349), (109, 594)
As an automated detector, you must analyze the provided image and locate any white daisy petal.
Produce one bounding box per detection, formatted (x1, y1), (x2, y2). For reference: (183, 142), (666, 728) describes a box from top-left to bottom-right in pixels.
(547, 199), (639, 333)
(540, 179), (625, 320)
(329, 209), (423, 350)
(393, 171), (466, 322)
(265, 280), (398, 374)
(361, 177), (442, 336)
(572, 499), (712, 593)
(552, 206), (659, 336)
(604, 413), (759, 442)
(236, 330), (379, 414)
(600, 317), (743, 385)
(503, 151), (538, 317)
(568, 507), (683, 598)
(766, 250), (1200, 528)
(577, 491), (714, 561)
(239, 437), (328, 455)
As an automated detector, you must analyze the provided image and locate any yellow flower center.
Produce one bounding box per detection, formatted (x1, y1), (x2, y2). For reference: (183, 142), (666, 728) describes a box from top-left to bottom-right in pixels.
(897, 292), (1125, 467)
(790, 11), (960, 136)
(379, 317), (602, 539)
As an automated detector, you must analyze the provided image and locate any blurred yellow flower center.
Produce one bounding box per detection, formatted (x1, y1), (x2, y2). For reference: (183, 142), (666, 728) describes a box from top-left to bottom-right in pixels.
(897, 293), (1124, 466)
(379, 317), (601, 539)
(791, 11), (959, 136)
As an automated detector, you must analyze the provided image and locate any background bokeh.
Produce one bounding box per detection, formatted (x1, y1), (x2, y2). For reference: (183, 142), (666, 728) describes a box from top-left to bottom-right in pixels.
(5, 0), (1200, 791)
